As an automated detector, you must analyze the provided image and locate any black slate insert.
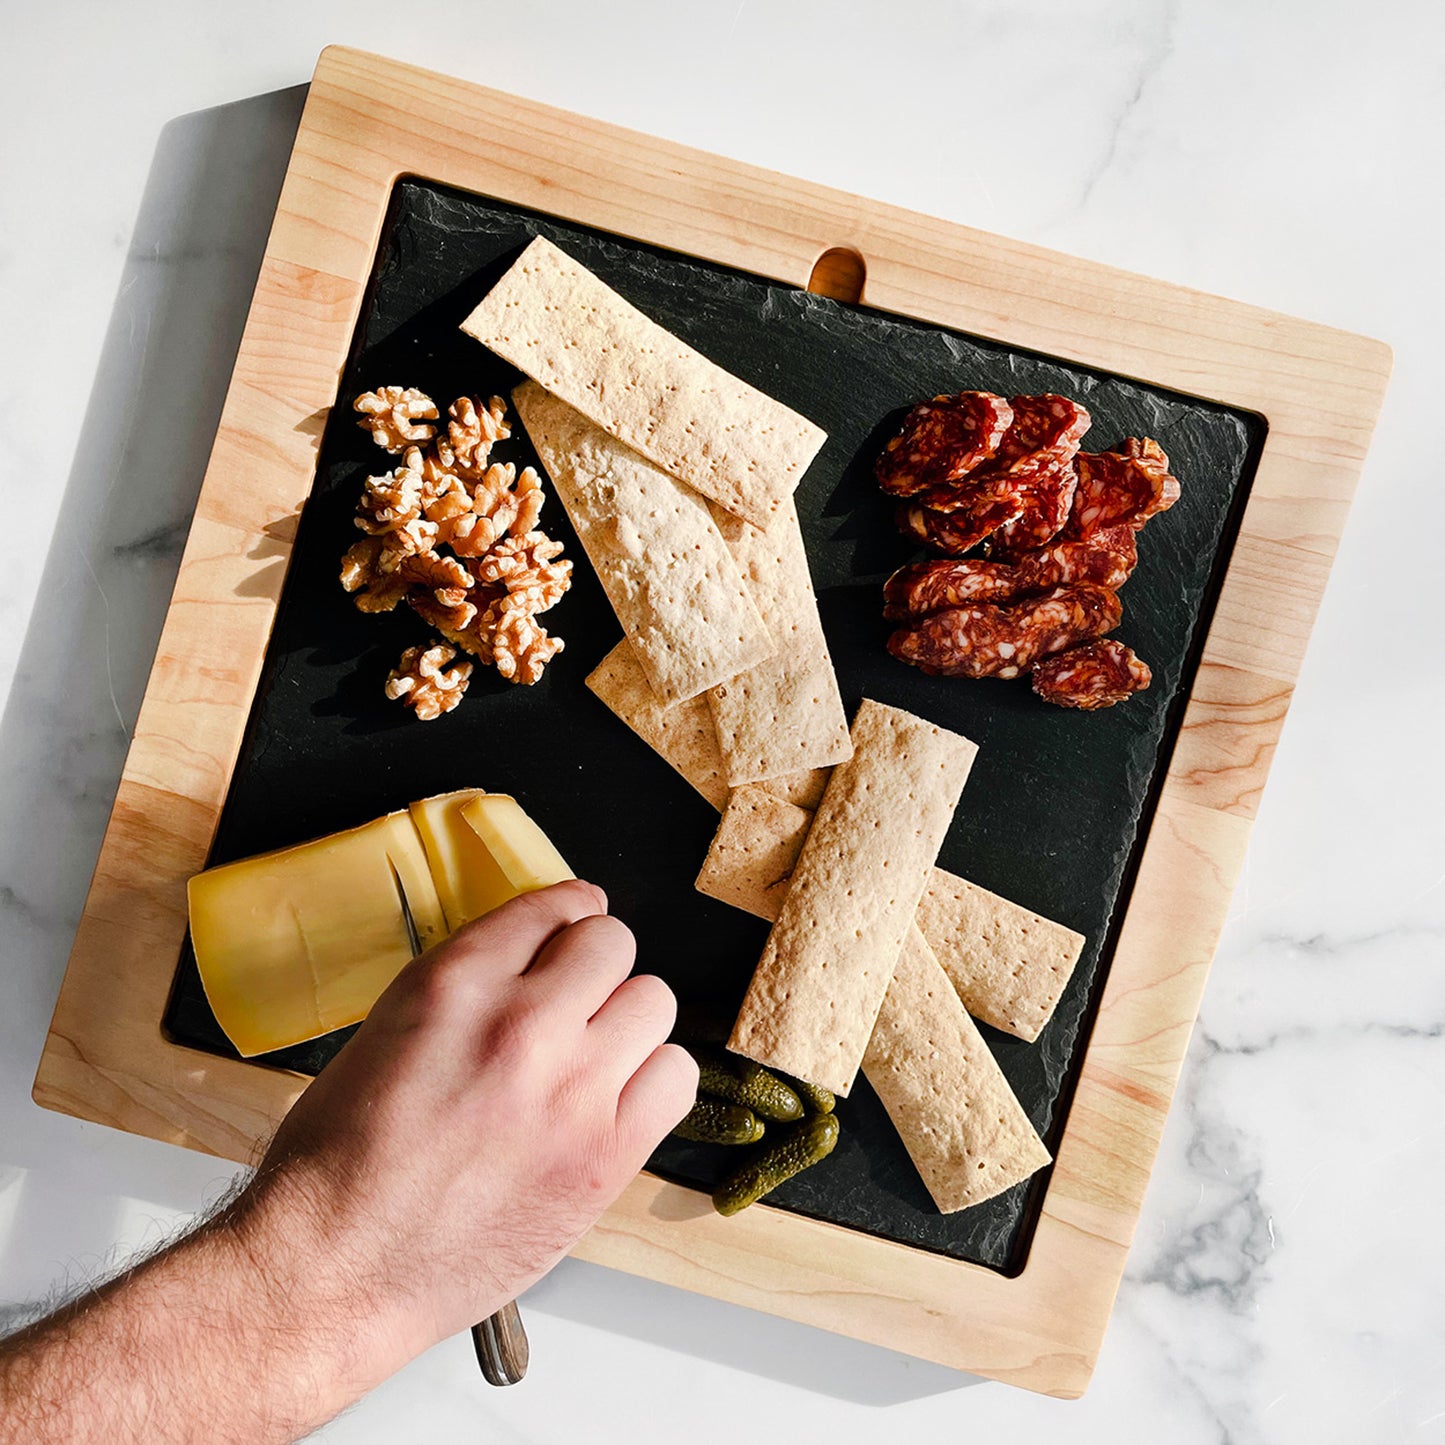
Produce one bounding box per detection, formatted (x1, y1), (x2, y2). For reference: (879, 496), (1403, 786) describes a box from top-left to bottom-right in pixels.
(163, 179), (1263, 1274)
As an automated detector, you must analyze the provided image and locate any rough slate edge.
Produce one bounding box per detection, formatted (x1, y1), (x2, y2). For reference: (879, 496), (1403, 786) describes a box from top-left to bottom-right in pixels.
(161, 179), (1264, 1274)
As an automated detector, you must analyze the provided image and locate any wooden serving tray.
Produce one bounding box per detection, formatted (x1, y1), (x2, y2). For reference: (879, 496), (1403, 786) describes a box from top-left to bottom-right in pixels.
(34, 46), (1390, 1396)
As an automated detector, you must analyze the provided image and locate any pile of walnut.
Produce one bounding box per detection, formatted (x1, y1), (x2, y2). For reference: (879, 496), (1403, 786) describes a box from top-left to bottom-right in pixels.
(876, 392), (1179, 710)
(340, 386), (572, 720)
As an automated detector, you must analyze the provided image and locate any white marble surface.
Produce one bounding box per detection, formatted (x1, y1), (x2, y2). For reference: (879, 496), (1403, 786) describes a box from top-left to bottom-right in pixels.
(2, 2), (1440, 1440)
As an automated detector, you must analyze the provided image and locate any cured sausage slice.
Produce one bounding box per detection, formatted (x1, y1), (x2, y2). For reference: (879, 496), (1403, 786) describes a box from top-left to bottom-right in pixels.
(914, 394), (1089, 513)
(913, 470), (1026, 515)
(1031, 638), (1151, 710)
(1067, 437), (1180, 537)
(882, 527), (1137, 619)
(985, 393), (1091, 478)
(988, 457), (1078, 552)
(990, 522), (1138, 574)
(896, 496), (1025, 555)
(874, 392), (1013, 497)
(886, 584), (1122, 680)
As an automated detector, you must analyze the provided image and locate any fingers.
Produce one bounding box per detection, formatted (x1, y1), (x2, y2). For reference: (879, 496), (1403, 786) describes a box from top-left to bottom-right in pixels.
(614, 1042), (699, 1154)
(523, 913), (637, 1019)
(432, 880), (608, 980)
(587, 973), (678, 1092)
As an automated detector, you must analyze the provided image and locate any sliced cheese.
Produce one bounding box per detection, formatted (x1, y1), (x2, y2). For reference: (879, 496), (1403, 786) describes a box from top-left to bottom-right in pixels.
(460, 794), (574, 895)
(190, 791), (577, 1058)
(188, 810), (445, 1058)
(408, 789), (512, 931)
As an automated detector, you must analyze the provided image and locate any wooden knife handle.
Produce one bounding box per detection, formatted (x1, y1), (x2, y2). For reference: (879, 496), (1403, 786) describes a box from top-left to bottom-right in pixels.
(471, 1300), (529, 1386)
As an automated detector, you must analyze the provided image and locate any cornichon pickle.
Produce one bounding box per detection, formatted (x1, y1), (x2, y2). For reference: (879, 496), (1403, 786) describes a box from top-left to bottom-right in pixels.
(712, 1112), (840, 1216)
(786, 1076), (836, 1115)
(690, 1047), (804, 1122)
(671, 1098), (766, 1146)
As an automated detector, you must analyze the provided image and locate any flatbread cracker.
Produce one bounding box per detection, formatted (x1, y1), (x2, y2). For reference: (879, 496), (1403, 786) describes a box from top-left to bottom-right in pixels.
(863, 932), (1051, 1213)
(695, 787), (1050, 1210)
(707, 501), (853, 786)
(728, 700), (977, 1096)
(916, 871), (1084, 1043)
(693, 785), (814, 916)
(698, 786), (1084, 1042)
(462, 237), (826, 529)
(585, 642), (729, 809)
(759, 768), (833, 812)
(586, 642), (831, 811)
(514, 383), (772, 705)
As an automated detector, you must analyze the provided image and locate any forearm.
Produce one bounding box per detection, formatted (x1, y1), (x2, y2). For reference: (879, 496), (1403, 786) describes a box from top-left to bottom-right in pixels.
(0, 1186), (379, 1445)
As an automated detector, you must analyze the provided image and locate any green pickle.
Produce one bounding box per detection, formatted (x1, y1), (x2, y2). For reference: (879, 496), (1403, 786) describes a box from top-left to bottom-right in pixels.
(691, 1048), (804, 1122)
(787, 1077), (836, 1115)
(671, 1098), (766, 1146)
(712, 1112), (841, 1216)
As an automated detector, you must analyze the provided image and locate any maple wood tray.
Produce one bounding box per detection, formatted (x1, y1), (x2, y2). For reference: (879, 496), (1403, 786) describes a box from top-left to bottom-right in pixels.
(34, 45), (1390, 1396)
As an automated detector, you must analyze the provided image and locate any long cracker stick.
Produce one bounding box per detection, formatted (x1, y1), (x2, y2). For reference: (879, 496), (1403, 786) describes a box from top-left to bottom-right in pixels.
(697, 786), (1084, 1042)
(727, 700), (976, 1096)
(515, 383), (772, 705)
(706, 500), (853, 787)
(864, 932), (1051, 1213)
(463, 236), (826, 530)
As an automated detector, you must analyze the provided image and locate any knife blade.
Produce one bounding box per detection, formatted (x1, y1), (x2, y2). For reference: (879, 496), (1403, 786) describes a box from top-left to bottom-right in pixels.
(389, 858), (423, 958)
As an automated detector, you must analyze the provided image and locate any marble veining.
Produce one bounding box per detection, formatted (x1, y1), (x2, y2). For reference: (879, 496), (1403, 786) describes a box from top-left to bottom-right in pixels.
(2, 4), (1439, 1443)
(1074, 0), (1182, 215)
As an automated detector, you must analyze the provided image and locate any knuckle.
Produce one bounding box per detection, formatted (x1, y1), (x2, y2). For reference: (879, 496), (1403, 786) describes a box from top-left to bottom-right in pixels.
(619, 973), (676, 1026)
(479, 992), (546, 1067)
(490, 878), (608, 939)
(409, 950), (480, 1020)
(528, 877), (608, 918)
(566, 912), (636, 963)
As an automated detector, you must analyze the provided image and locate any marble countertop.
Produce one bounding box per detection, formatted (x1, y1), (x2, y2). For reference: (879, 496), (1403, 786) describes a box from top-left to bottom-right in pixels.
(2, 4), (1439, 1441)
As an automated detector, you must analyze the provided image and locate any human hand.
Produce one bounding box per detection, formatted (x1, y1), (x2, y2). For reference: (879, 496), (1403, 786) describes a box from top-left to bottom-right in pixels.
(227, 880), (697, 1384)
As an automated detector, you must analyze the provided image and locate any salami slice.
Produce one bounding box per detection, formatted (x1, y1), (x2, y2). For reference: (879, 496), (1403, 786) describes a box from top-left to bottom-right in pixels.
(1032, 639), (1151, 710)
(1067, 437), (1180, 537)
(896, 495), (1025, 555)
(882, 527), (1137, 619)
(988, 457), (1079, 552)
(913, 394), (1089, 513)
(874, 392), (1013, 497)
(913, 469), (1028, 515)
(886, 584), (1122, 680)
(985, 394), (1091, 478)
(990, 522), (1138, 573)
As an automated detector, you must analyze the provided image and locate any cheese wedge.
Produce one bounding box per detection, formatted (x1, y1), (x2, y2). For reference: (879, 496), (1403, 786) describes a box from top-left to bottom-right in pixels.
(460, 794), (574, 895)
(190, 792), (578, 1057)
(188, 810), (446, 1058)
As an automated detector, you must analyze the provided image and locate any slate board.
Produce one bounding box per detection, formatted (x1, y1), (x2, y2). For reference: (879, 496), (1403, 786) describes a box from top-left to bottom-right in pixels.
(164, 179), (1262, 1273)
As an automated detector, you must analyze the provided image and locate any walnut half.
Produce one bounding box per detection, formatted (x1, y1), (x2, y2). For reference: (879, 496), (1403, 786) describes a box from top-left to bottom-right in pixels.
(354, 386), (439, 453)
(384, 643), (473, 721)
(491, 603), (564, 686)
(447, 395), (510, 474)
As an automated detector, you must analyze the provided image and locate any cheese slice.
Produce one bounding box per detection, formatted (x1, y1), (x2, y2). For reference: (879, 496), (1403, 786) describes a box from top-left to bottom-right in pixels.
(188, 810), (446, 1058)
(407, 789), (511, 931)
(460, 794), (574, 895)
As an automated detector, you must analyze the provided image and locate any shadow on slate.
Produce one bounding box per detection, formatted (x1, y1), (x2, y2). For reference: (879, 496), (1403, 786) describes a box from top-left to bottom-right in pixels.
(163, 179), (1264, 1274)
